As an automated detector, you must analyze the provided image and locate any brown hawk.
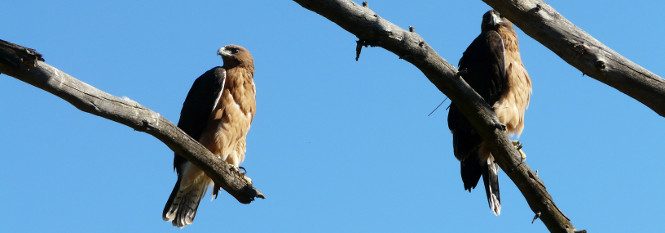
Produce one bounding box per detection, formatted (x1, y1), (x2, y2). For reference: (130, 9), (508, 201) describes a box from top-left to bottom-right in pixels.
(448, 10), (532, 215)
(163, 45), (256, 227)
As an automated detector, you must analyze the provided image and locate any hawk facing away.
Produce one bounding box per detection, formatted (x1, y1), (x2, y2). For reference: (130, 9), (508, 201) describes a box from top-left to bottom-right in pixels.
(163, 45), (256, 227)
(447, 10), (532, 215)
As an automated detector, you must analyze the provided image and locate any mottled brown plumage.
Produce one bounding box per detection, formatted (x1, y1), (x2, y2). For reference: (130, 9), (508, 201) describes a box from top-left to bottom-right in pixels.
(448, 10), (532, 215)
(163, 45), (256, 227)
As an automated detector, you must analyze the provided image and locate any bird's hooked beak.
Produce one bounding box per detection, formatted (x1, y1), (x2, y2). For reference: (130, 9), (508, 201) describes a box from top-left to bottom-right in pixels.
(217, 46), (231, 57)
(489, 11), (503, 26)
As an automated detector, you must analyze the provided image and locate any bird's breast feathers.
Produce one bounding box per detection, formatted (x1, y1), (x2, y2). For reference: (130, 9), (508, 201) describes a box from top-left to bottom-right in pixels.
(493, 60), (531, 136)
(198, 68), (255, 167)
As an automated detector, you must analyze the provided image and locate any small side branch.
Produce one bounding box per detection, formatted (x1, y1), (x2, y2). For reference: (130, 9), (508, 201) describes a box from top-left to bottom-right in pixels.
(355, 39), (377, 61)
(0, 39), (265, 204)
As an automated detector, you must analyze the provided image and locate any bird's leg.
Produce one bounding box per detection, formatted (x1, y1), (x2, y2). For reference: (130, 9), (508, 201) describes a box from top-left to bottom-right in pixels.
(512, 140), (527, 162)
(490, 109), (507, 131)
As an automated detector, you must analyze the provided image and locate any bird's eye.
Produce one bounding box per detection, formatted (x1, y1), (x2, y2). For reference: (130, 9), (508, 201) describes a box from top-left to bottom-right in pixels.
(231, 48), (239, 54)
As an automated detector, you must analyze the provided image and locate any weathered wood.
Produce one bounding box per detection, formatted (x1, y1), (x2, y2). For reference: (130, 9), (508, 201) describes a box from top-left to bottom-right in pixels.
(0, 39), (265, 204)
(291, 1), (579, 232)
(484, 0), (665, 117)
(0, 39), (44, 70)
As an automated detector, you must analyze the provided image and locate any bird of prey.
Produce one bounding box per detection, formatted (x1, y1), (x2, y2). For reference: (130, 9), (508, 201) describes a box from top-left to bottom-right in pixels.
(163, 45), (256, 227)
(447, 10), (532, 215)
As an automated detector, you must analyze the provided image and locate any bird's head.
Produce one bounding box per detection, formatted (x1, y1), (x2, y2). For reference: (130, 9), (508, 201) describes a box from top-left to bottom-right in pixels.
(481, 10), (513, 32)
(217, 45), (254, 68)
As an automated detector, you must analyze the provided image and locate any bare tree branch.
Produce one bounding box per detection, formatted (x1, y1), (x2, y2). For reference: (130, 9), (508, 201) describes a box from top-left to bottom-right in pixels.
(0, 39), (265, 204)
(292, 1), (581, 232)
(484, 0), (665, 117)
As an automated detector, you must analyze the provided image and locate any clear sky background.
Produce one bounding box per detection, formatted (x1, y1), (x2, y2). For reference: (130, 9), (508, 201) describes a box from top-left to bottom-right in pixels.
(2, 1), (664, 232)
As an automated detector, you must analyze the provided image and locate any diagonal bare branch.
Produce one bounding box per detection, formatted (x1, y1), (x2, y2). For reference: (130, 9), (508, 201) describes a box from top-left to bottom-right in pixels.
(292, 0), (580, 232)
(0, 39), (265, 205)
(484, 0), (665, 117)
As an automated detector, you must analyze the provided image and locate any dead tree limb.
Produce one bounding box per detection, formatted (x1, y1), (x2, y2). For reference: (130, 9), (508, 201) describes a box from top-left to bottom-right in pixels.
(484, 0), (665, 117)
(292, 1), (580, 232)
(0, 39), (265, 204)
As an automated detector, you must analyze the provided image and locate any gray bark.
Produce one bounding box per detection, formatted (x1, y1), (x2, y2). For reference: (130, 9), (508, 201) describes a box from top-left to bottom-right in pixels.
(0, 39), (265, 204)
(292, 1), (589, 233)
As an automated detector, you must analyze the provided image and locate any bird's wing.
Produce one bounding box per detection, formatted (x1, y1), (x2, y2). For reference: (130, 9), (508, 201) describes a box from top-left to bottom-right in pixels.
(448, 30), (508, 188)
(173, 66), (226, 172)
(458, 30), (507, 105)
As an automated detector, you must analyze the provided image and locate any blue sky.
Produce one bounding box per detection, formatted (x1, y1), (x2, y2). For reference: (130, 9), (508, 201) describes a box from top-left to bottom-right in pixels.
(2, 1), (664, 232)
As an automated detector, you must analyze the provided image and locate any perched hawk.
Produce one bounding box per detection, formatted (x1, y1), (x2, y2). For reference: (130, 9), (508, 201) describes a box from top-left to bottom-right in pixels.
(163, 45), (256, 227)
(447, 10), (532, 215)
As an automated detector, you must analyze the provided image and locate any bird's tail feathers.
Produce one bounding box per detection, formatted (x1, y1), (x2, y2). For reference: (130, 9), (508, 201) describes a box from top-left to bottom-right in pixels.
(482, 156), (501, 215)
(461, 155), (483, 191)
(163, 176), (209, 228)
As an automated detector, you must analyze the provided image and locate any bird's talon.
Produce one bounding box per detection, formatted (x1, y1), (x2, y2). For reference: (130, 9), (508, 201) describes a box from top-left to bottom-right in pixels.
(512, 140), (523, 150)
(238, 166), (247, 176)
(228, 165), (250, 183)
(511, 140), (527, 162)
(229, 164), (241, 174)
